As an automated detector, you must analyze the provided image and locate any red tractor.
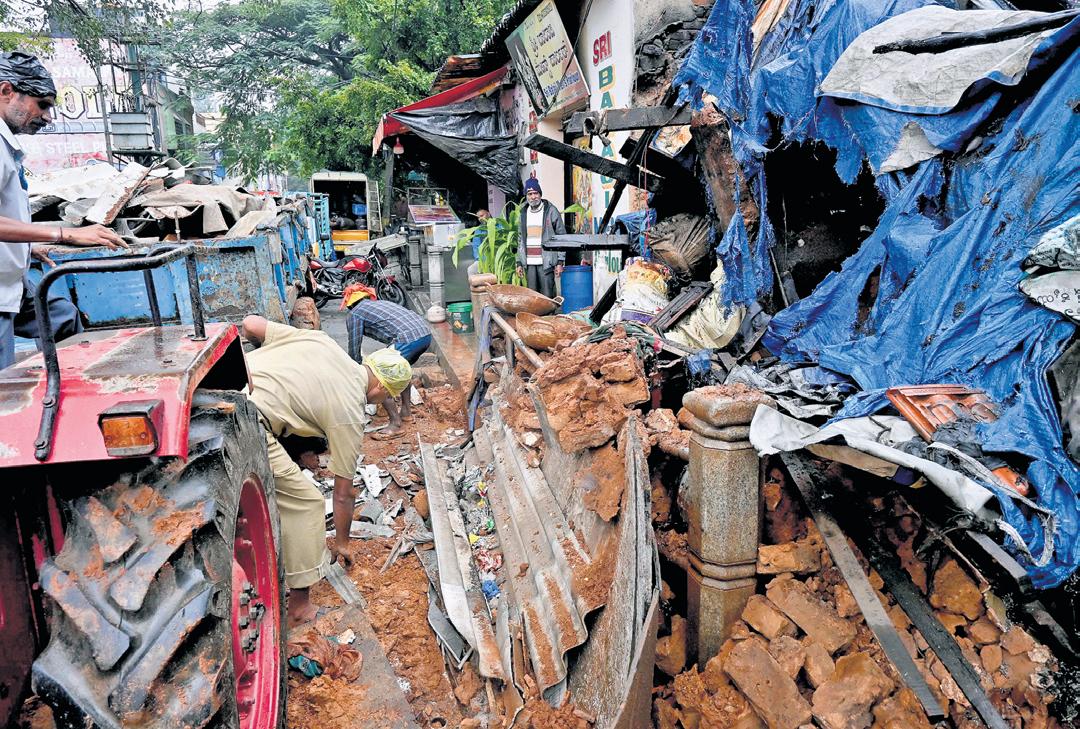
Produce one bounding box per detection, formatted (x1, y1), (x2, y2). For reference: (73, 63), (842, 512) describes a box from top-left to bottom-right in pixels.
(0, 245), (286, 727)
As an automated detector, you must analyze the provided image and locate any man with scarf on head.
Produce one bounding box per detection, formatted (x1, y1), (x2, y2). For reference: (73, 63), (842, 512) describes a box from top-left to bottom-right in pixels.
(515, 178), (565, 299)
(0, 51), (126, 369)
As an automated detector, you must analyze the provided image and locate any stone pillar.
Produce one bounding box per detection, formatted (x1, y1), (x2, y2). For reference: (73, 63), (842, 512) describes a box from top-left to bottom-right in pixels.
(681, 386), (774, 663)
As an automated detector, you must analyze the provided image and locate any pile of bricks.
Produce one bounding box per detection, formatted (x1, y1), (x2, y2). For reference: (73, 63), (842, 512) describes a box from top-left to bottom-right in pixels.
(651, 464), (1063, 729)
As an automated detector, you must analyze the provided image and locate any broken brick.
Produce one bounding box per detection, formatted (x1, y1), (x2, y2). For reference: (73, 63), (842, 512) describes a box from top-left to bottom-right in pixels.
(724, 637), (812, 729)
(968, 617), (1000, 645)
(802, 640), (835, 689)
(811, 652), (895, 729)
(741, 594), (797, 640)
(769, 635), (805, 679)
(673, 663), (764, 729)
(656, 615), (688, 677)
(934, 611), (967, 636)
(834, 584), (860, 618)
(757, 539), (822, 575)
(929, 558), (984, 621)
(980, 643), (1003, 674)
(1000, 625), (1036, 656)
(871, 688), (934, 729)
(767, 577), (856, 654)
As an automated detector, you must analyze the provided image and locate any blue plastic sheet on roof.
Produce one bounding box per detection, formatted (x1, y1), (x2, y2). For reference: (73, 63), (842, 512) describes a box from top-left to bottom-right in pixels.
(674, 0), (1080, 587)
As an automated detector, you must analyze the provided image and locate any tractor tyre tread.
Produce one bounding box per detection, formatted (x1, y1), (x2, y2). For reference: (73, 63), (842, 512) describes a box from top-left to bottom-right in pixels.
(31, 391), (286, 729)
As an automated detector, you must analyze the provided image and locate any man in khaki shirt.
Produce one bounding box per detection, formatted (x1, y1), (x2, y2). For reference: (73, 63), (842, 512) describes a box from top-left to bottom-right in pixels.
(241, 315), (411, 626)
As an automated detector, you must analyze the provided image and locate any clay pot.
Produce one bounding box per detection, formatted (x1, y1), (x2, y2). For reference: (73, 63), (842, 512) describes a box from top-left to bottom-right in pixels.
(514, 312), (592, 351)
(486, 284), (563, 316)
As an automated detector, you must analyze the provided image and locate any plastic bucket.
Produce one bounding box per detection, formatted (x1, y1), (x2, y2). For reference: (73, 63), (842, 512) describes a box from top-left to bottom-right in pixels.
(447, 302), (474, 334)
(560, 265), (593, 313)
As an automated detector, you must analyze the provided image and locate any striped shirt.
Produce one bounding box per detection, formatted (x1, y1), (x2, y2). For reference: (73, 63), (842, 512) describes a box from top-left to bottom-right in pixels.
(346, 299), (430, 363)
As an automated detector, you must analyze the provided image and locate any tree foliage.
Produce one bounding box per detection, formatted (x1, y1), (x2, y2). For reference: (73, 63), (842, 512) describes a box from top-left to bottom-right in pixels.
(156, 0), (514, 178)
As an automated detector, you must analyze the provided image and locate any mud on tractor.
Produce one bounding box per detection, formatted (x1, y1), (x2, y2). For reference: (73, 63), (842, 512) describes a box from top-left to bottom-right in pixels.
(0, 245), (286, 728)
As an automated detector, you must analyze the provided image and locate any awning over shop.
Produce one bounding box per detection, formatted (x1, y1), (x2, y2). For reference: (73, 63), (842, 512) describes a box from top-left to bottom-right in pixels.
(371, 65), (510, 150)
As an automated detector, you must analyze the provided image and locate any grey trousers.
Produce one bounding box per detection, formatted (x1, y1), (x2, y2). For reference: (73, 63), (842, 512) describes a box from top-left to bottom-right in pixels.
(0, 276), (83, 369)
(525, 264), (556, 299)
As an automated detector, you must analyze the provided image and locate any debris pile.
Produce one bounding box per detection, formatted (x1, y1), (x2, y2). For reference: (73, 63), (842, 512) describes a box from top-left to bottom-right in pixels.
(28, 160), (282, 241)
(652, 462), (1064, 729)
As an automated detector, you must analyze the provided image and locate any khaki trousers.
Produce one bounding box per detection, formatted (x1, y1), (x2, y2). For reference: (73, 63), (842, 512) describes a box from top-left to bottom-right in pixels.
(264, 431), (330, 589)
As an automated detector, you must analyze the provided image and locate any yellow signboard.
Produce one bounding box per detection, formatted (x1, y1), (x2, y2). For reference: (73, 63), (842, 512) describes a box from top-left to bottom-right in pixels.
(505, 0), (590, 118)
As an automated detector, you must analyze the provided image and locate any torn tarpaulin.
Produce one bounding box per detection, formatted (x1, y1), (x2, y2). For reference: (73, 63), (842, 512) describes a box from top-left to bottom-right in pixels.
(675, 0), (1080, 587)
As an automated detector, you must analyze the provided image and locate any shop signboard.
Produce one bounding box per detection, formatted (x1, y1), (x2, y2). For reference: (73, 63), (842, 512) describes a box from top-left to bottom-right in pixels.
(408, 205), (460, 224)
(505, 0), (589, 118)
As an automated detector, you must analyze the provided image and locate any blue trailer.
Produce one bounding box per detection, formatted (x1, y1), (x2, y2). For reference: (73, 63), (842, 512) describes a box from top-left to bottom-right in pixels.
(20, 203), (321, 347)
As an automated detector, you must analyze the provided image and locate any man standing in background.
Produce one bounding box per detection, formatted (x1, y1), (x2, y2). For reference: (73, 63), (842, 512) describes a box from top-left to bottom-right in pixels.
(515, 178), (565, 298)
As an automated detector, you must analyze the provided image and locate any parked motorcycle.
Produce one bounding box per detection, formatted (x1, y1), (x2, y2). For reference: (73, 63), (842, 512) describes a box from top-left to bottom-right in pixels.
(309, 242), (407, 308)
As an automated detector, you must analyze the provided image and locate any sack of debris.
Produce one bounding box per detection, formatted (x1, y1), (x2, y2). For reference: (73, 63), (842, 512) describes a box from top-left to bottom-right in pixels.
(666, 262), (744, 349)
(620, 258), (671, 323)
(514, 312), (592, 351)
(648, 213), (711, 275)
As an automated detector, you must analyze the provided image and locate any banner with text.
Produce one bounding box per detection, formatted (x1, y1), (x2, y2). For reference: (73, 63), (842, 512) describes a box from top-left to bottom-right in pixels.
(505, 0), (589, 119)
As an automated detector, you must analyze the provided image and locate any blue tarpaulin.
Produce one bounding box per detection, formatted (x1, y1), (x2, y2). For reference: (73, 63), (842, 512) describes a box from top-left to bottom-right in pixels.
(675, 0), (1080, 587)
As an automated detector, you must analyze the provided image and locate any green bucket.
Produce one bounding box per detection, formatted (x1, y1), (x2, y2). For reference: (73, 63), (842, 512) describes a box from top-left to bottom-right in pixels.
(447, 302), (474, 334)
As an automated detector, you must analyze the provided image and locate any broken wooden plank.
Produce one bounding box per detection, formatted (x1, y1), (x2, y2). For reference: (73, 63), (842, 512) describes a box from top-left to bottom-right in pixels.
(563, 106), (693, 135)
(544, 233), (632, 251)
(85, 162), (150, 225)
(649, 281), (713, 331)
(781, 453), (945, 722)
(523, 134), (663, 193)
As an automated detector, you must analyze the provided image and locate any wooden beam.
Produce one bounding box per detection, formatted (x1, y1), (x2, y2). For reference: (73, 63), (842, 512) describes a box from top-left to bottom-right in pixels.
(523, 134), (663, 193)
(544, 233), (632, 251)
(564, 107), (692, 136)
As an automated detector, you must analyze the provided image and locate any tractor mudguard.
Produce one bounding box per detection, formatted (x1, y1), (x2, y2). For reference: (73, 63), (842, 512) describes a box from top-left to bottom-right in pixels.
(0, 323), (247, 467)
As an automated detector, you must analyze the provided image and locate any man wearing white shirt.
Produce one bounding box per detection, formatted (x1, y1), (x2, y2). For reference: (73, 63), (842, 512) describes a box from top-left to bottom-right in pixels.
(0, 52), (125, 369)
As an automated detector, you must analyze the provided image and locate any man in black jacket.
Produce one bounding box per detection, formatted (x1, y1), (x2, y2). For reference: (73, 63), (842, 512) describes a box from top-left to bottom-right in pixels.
(515, 178), (565, 298)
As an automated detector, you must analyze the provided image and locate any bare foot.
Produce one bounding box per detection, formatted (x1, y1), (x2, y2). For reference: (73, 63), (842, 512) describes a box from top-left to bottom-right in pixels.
(287, 602), (320, 629)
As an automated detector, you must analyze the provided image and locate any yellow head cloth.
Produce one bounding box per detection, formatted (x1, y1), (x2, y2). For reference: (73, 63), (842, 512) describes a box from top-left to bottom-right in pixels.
(365, 347), (412, 397)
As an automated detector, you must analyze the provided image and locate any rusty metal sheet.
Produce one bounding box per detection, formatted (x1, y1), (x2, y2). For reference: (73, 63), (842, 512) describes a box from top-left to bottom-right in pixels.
(476, 418), (590, 693)
(418, 437), (504, 679)
(0, 324), (246, 468)
(474, 377), (660, 724)
(568, 416), (660, 728)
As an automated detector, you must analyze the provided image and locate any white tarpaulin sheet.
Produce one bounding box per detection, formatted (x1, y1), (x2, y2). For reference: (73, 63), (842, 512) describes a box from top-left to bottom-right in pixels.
(748, 405), (995, 514)
(822, 7), (1061, 114)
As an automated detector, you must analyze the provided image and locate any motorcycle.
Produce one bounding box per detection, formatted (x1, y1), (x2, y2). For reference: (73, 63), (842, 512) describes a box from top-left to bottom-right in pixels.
(309, 242), (407, 308)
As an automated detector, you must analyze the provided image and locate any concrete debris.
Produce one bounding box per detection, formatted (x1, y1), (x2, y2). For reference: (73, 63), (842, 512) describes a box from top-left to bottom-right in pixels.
(725, 636), (812, 729)
(810, 652), (894, 729)
(757, 537), (822, 575)
(530, 327), (650, 454)
(928, 558), (985, 622)
(741, 593), (797, 640)
(766, 576), (856, 655)
(656, 615), (689, 677)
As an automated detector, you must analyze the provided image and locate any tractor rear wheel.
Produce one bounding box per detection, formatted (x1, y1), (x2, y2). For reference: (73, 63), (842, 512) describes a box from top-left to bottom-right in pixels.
(31, 390), (286, 729)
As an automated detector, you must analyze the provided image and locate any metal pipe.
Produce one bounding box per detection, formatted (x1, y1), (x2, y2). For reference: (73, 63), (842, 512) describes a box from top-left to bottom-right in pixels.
(489, 311), (543, 370)
(184, 254), (206, 341)
(31, 244), (209, 461)
(143, 269), (161, 327)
